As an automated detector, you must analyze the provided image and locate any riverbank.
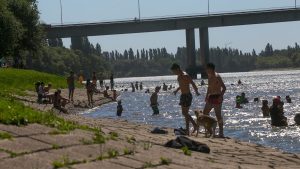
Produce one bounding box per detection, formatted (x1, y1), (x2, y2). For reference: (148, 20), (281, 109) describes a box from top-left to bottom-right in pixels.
(1, 111), (300, 169)
(0, 69), (300, 168)
(6, 91), (300, 169)
(14, 89), (116, 114)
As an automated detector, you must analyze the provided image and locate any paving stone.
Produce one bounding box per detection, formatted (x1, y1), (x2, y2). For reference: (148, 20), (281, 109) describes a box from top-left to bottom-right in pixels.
(0, 137), (52, 154)
(31, 129), (94, 147)
(48, 144), (103, 162)
(72, 160), (133, 169)
(108, 156), (145, 168)
(0, 124), (53, 137)
(0, 151), (10, 159)
(0, 151), (58, 169)
(0, 129), (17, 137)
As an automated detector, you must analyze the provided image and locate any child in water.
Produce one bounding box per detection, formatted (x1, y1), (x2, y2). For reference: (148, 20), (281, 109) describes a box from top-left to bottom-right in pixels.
(235, 95), (243, 109)
(261, 100), (270, 117)
(117, 100), (123, 117)
(150, 86), (161, 115)
(270, 96), (287, 127)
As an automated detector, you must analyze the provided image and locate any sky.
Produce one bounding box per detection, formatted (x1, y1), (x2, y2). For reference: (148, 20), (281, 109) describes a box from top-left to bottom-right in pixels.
(37, 0), (300, 54)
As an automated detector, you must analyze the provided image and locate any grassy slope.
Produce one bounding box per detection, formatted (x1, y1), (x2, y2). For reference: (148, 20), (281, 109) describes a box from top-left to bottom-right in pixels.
(0, 68), (67, 94)
(0, 68), (91, 131)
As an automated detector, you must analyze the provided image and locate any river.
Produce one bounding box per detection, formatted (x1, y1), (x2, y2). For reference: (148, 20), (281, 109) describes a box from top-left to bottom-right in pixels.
(82, 70), (300, 154)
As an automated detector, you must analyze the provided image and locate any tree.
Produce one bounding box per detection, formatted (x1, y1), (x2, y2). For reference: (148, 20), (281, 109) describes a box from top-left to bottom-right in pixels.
(8, 0), (43, 56)
(128, 48), (134, 60)
(264, 43), (273, 56)
(95, 43), (102, 55)
(0, 0), (23, 58)
(136, 50), (140, 60)
(124, 50), (129, 60)
(48, 38), (63, 47)
(252, 49), (257, 56)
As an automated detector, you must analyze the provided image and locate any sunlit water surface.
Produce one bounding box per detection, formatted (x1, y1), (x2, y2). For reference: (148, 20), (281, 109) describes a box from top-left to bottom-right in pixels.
(82, 70), (300, 153)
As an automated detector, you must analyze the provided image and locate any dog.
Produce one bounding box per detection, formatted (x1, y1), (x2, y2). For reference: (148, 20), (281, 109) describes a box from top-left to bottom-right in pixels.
(194, 110), (217, 138)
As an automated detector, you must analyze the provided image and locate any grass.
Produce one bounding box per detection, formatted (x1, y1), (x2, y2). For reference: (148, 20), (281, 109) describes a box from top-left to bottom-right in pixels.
(181, 146), (192, 156)
(123, 148), (134, 155)
(48, 130), (68, 135)
(52, 144), (60, 149)
(109, 131), (119, 140)
(143, 142), (152, 150)
(0, 68), (97, 133)
(52, 156), (84, 169)
(143, 162), (154, 168)
(93, 132), (106, 144)
(126, 135), (136, 144)
(80, 138), (94, 145)
(0, 68), (67, 95)
(160, 157), (171, 165)
(107, 149), (119, 158)
(0, 132), (13, 140)
(0, 97), (78, 131)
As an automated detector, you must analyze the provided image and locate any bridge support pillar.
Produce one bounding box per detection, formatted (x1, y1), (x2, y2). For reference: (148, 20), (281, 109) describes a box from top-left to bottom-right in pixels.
(185, 28), (197, 79)
(199, 27), (209, 79)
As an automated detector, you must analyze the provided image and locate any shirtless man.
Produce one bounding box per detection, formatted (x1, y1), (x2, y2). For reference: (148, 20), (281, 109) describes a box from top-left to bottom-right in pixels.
(203, 63), (226, 138)
(67, 71), (75, 101)
(171, 63), (200, 135)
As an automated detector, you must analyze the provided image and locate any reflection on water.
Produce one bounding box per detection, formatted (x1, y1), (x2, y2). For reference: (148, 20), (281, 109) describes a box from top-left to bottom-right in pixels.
(83, 70), (300, 153)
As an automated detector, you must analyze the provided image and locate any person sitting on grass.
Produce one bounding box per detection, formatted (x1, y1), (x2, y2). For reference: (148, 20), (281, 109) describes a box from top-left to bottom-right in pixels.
(53, 89), (69, 113)
(37, 82), (45, 104)
(150, 86), (161, 115)
(44, 83), (54, 103)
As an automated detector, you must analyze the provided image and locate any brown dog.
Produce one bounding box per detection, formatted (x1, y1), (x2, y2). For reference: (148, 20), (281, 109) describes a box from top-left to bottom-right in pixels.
(194, 110), (217, 138)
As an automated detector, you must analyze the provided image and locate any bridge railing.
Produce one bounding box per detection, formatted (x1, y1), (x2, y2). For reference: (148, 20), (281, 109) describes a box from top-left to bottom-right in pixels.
(48, 5), (299, 27)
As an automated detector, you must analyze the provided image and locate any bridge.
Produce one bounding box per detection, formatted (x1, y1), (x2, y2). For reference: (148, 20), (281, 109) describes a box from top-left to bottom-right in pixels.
(44, 7), (300, 78)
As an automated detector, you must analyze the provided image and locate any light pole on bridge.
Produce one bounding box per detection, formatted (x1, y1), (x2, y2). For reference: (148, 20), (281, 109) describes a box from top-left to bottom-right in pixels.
(138, 0), (141, 20)
(59, 0), (63, 24)
(208, 0), (210, 15)
(295, 0), (297, 8)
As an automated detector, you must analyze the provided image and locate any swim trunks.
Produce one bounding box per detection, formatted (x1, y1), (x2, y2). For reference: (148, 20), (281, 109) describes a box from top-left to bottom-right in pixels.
(207, 94), (221, 105)
(179, 93), (193, 107)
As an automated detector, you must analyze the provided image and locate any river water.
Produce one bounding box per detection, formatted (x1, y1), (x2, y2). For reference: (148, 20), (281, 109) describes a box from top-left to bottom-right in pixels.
(82, 70), (300, 154)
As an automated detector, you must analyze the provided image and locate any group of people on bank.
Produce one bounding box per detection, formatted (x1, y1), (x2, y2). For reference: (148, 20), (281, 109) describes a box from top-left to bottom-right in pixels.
(34, 71), (117, 113)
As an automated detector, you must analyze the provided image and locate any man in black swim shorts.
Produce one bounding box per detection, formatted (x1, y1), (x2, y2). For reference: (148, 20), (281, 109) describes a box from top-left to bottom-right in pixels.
(171, 63), (200, 136)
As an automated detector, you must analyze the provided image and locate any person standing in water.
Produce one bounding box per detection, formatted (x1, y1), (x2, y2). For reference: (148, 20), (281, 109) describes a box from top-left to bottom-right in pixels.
(117, 100), (123, 117)
(203, 63), (226, 138)
(67, 71), (75, 102)
(171, 63), (200, 135)
(110, 73), (114, 90)
(150, 86), (161, 115)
